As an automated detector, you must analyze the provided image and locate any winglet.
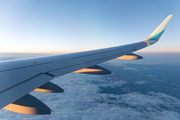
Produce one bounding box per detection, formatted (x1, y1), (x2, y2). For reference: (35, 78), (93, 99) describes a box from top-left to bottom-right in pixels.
(144, 14), (173, 45)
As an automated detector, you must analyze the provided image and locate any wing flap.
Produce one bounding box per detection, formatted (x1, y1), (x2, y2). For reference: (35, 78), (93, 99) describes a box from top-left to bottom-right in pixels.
(0, 74), (53, 109)
(0, 68), (39, 92)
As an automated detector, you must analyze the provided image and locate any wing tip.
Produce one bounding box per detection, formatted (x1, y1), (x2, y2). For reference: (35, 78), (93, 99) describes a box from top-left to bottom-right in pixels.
(144, 14), (173, 46)
(169, 14), (174, 17)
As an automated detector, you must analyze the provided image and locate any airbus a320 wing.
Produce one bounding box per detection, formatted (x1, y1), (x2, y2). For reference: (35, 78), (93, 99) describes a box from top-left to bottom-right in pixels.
(0, 15), (173, 115)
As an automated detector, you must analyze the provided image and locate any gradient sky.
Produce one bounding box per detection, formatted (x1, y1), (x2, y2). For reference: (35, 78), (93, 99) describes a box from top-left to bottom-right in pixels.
(0, 0), (179, 54)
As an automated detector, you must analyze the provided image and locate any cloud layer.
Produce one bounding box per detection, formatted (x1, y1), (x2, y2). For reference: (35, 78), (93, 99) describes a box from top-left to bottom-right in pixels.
(1, 71), (179, 120)
(0, 60), (180, 120)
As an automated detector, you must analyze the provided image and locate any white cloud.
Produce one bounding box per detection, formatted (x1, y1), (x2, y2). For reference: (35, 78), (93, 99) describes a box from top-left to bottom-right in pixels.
(144, 68), (149, 70)
(124, 68), (139, 71)
(135, 81), (147, 85)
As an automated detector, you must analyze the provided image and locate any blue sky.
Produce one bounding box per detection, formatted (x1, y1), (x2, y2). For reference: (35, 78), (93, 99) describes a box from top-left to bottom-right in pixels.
(0, 0), (179, 53)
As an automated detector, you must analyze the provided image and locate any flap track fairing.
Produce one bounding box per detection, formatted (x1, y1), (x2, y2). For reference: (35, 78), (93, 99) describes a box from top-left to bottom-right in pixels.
(74, 65), (111, 75)
(34, 82), (64, 93)
(116, 53), (143, 60)
(3, 94), (51, 115)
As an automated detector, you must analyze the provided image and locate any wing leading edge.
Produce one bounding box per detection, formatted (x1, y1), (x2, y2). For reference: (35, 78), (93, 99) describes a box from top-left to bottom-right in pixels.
(0, 15), (173, 114)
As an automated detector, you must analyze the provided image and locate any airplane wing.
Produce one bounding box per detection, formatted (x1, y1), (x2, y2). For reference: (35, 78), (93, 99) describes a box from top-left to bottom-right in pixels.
(0, 15), (173, 115)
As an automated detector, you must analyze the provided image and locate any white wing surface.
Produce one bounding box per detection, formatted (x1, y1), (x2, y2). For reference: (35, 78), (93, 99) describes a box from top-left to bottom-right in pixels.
(0, 15), (173, 115)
